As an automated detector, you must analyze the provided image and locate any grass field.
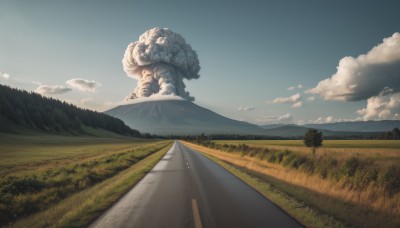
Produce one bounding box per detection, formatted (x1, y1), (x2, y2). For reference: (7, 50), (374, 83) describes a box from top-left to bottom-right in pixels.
(0, 133), (172, 227)
(0, 133), (157, 175)
(215, 139), (400, 148)
(189, 140), (400, 227)
(214, 140), (400, 161)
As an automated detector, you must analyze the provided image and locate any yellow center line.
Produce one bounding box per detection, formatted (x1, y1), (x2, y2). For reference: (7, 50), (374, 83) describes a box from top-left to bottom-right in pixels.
(191, 198), (203, 228)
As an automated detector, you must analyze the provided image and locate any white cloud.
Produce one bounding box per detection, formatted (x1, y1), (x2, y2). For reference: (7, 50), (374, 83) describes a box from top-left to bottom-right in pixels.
(35, 85), (72, 95)
(292, 101), (303, 108)
(80, 97), (93, 104)
(255, 113), (293, 124)
(66, 78), (101, 92)
(32, 81), (42, 85)
(309, 116), (361, 124)
(1, 72), (10, 79)
(272, 93), (301, 104)
(124, 94), (185, 105)
(297, 120), (306, 125)
(308, 32), (400, 101)
(307, 96), (315, 101)
(237, 106), (255, 111)
(356, 92), (400, 120)
(287, 84), (302, 91)
(312, 116), (335, 124)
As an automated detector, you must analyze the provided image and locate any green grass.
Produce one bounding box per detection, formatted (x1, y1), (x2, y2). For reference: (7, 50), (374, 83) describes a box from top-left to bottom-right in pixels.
(215, 139), (400, 148)
(0, 133), (172, 226)
(11, 145), (171, 228)
(0, 133), (157, 175)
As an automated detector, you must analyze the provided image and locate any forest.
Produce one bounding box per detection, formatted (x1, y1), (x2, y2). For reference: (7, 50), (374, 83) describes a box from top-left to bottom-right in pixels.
(0, 84), (141, 137)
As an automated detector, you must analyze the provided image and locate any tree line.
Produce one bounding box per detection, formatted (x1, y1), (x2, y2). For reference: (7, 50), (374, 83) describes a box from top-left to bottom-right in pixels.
(377, 128), (400, 140)
(0, 84), (141, 137)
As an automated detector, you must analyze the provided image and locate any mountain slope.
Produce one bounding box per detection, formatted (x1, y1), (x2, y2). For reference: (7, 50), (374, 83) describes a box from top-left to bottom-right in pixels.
(105, 99), (268, 135)
(304, 120), (400, 132)
(262, 125), (377, 138)
(0, 84), (141, 137)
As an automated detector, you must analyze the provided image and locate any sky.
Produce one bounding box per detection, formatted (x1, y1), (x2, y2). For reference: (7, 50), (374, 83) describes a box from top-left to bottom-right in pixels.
(1, 0), (400, 125)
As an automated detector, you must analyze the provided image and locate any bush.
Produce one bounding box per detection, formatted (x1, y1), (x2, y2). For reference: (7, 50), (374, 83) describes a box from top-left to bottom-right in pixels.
(257, 148), (270, 160)
(383, 165), (400, 195)
(1, 177), (45, 195)
(341, 157), (360, 177)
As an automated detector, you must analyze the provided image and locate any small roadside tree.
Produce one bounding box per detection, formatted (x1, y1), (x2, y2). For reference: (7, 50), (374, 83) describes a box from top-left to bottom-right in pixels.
(303, 129), (323, 155)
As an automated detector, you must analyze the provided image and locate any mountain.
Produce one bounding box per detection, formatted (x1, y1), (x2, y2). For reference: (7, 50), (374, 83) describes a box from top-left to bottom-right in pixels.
(0, 84), (141, 137)
(262, 125), (377, 138)
(105, 99), (395, 137)
(259, 124), (297, 130)
(105, 99), (268, 135)
(303, 120), (400, 132)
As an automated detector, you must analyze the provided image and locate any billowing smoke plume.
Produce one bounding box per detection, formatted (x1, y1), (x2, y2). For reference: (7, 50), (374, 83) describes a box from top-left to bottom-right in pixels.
(122, 28), (200, 101)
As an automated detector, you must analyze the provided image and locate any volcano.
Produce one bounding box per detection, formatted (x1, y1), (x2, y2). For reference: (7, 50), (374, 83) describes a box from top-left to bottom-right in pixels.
(104, 99), (267, 135)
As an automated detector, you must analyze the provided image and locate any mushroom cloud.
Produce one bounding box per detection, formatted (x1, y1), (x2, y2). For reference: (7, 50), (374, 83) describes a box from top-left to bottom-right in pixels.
(122, 28), (200, 101)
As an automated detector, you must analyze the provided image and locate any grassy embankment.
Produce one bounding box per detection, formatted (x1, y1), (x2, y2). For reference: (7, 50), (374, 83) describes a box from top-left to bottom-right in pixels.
(0, 133), (172, 227)
(183, 140), (400, 228)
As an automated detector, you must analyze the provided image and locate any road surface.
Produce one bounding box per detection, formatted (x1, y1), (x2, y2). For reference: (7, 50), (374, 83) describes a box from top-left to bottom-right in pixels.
(90, 141), (302, 228)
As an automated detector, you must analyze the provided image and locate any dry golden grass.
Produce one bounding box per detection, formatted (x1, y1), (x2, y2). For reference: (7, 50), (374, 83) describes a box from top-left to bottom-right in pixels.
(215, 140), (400, 161)
(184, 142), (400, 227)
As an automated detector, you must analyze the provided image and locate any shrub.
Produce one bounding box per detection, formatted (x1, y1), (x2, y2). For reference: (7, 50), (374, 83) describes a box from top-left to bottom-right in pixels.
(257, 148), (269, 160)
(383, 165), (400, 195)
(341, 157), (360, 177)
(1, 177), (45, 195)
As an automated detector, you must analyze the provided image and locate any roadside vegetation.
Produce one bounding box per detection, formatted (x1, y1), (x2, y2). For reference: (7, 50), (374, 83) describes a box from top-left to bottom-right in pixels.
(0, 134), (172, 227)
(186, 138), (400, 227)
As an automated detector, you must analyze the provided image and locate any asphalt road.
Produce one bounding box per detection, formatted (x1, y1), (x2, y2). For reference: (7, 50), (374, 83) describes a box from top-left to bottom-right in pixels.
(90, 141), (302, 228)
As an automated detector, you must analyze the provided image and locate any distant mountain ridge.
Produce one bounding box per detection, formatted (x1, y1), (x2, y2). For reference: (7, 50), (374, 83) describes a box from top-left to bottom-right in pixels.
(261, 120), (400, 133)
(105, 99), (396, 137)
(303, 120), (400, 132)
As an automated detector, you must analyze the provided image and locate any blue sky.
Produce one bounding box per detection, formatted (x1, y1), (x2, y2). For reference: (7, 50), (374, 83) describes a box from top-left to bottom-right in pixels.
(1, 0), (400, 125)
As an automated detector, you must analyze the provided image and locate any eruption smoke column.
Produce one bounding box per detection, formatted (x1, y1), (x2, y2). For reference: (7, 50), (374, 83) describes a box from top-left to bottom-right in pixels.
(123, 28), (200, 101)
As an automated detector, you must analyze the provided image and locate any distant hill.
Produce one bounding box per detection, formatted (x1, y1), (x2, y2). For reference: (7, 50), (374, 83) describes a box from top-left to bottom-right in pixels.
(261, 125), (377, 138)
(0, 84), (141, 137)
(260, 121), (400, 134)
(105, 99), (268, 135)
(105, 98), (395, 138)
(303, 120), (400, 132)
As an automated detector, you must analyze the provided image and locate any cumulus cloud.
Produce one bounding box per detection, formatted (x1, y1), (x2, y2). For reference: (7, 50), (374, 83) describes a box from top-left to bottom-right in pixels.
(312, 116), (335, 124)
(307, 96), (315, 101)
(237, 106), (255, 111)
(32, 81), (42, 85)
(1, 72), (10, 79)
(272, 93), (301, 105)
(123, 27), (200, 101)
(80, 97), (93, 104)
(255, 113), (293, 124)
(287, 84), (302, 91)
(292, 101), (303, 108)
(66, 78), (101, 92)
(35, 85), (72, 95)
(124, 93), (185, 105)
(308, 32), (400, 101)
(356, 92), (400, 120)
